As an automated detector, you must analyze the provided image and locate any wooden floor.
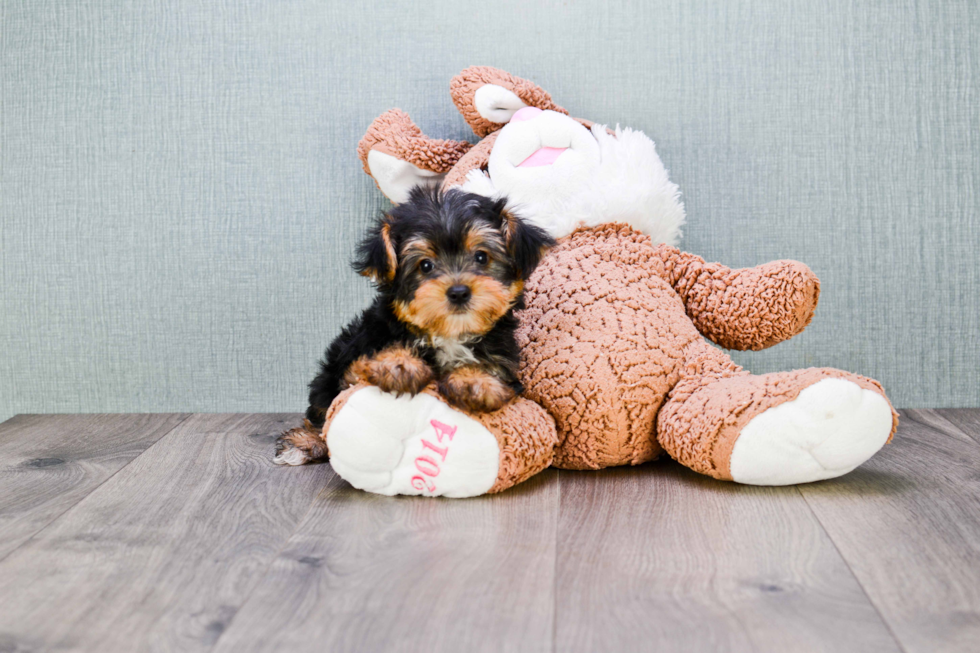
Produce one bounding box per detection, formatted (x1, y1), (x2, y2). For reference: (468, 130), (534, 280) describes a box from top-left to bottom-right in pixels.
(0, 411), (978, 652)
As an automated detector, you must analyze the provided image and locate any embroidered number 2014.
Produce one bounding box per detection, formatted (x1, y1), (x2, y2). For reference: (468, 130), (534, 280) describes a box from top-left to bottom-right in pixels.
(411, 419), (458, 494)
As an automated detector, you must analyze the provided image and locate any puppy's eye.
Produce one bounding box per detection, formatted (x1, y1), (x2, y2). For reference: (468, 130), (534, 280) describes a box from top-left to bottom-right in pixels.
(419, 259), (434, 274)
(474, 251), (489, 265)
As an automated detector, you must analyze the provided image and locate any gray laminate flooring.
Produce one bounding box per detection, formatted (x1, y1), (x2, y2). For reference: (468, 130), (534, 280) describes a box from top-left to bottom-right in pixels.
(0, 409), (977, 652)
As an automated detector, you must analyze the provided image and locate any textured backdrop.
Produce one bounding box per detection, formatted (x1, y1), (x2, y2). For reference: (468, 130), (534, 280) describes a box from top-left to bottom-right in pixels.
(2, 0), (978, 421)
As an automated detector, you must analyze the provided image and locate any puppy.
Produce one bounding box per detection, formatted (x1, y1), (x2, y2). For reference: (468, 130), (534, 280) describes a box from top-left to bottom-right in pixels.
(274, 186), (554, 466)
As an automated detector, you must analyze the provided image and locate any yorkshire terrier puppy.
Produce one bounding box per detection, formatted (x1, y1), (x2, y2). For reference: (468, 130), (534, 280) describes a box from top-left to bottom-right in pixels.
(274, 186), (554, 466)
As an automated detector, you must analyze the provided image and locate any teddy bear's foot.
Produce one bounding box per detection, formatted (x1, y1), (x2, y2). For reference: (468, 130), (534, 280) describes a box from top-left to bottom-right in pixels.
(324, 384), (558, 497)
(325, 386), (501, 497)
(658, 356), (899, 485)
(728, 378), (894, 485)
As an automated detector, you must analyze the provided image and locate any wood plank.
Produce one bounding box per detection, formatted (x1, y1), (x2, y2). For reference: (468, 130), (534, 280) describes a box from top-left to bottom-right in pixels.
(935, 408), (980, 446)
(800, 409), (980, 653)
(210, 469), (560, 653)
(0, 413), (330, 653)
(0, 413), (189, 560)
(890, 408), (978, 446)
(555, 463), (901, 653)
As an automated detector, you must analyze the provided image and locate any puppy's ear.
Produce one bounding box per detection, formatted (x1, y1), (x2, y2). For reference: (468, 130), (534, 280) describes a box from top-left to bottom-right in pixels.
(353, 218), (398, 284)
(495, 199), (556, 280)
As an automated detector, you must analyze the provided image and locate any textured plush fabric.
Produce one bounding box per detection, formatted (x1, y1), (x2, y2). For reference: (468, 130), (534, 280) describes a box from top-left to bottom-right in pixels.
(450, 66), (568, 138)
(656, 339), (898, 480)
(2, 0), (978, 423)
(656, 246), (820, 351)
(513, 223), (898, 472)
(480, 396), (558, 494)
(357, 109), (472, 177)
(323, 383), (558, 495)
(442, 132), (499, 190)
(516, 224), (687, 468)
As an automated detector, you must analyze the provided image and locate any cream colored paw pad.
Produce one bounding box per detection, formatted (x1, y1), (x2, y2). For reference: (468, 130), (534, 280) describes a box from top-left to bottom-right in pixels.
(326, 387), (500, 498)
(730, 378), (893, 486)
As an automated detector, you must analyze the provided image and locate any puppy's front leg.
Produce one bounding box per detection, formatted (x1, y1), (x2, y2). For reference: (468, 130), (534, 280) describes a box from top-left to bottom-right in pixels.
(438, 366), (516, 413)
(344, 345), (433, 396)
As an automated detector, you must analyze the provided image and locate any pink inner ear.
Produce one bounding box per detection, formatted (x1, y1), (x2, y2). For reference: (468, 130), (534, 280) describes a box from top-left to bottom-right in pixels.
(518, 146), (567, 168)
(511, 106), (543, 122)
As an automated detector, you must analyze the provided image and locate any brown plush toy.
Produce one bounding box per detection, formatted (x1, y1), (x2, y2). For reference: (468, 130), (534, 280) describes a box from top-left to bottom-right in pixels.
(319, 67), (898, 498)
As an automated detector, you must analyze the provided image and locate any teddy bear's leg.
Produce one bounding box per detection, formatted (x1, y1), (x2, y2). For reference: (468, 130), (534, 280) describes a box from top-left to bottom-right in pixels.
(657, 340), (898, 485)
(322, 384), (557, 498)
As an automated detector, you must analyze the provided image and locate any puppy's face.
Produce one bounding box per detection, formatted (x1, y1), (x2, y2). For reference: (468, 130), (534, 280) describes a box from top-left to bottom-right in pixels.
(393, 217), (518, 340)
(355, 188), (554, 340)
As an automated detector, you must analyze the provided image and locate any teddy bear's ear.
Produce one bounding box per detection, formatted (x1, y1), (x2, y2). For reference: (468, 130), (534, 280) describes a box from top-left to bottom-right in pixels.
(358, 109), (473, 204)
(450, 66), (568, 138)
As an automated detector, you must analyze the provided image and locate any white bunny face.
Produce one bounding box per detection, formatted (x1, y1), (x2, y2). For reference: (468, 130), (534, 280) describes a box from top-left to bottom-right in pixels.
(359, 67), (686, 245)
(458, 108), (685, 245)
(476, 108), (600, 219)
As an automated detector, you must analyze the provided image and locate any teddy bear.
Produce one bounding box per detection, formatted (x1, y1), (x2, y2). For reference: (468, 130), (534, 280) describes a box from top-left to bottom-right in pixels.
(316, 66), (898, 498)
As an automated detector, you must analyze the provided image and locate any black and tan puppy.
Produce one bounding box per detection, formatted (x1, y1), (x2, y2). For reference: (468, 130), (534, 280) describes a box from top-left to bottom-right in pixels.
(274, 186), (554, 466)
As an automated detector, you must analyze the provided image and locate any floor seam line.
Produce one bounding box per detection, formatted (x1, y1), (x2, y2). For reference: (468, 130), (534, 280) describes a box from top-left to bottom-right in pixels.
(551, 470), (561, 653)
(795, 485), (911, 653)
(903, 409), (977, 446)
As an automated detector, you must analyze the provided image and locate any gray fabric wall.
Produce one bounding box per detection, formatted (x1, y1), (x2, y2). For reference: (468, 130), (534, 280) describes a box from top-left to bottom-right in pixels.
(2, 0), (978, 422)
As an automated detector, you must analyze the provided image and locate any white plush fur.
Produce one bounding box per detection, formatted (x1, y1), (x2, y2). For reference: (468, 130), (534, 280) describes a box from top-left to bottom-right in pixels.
(473, 84), (528, 124)
(326, 387), (500, 498)
(367, 149), (444, 205)
(459, 112), (685, 246)
(729, 379), (894, 486)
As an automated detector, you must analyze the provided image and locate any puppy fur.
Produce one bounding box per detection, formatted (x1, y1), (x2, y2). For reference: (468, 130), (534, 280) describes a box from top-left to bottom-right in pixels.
(274, 187), (554, 465)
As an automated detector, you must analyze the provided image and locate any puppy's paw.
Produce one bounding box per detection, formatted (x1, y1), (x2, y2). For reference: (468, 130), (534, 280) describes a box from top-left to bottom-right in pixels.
(274, 420), (329, 465)
(346, 346), (434, 397)
(439, 367), (515, 413)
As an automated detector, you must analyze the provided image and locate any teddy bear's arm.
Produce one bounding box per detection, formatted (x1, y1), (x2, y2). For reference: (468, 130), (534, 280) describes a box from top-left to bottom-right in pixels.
(655, 245), (820, 351)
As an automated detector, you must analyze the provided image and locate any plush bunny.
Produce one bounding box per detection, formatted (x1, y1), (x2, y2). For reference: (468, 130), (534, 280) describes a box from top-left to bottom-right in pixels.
(322, 67), (897, 497)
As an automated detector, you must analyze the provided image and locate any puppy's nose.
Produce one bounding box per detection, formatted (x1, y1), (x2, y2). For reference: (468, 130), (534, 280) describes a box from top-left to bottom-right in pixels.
(446, 284), (472, 306)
